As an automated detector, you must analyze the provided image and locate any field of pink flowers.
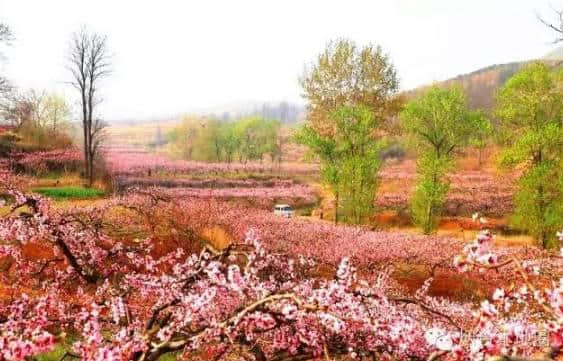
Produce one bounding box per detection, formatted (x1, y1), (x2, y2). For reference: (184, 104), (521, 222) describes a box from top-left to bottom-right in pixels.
(104, 147), (320, 208)
(154, 184), (318, 209)
(104, 147), (318, 177)
(11, 149), (83, 175)
(0, 163), (561, 361)
(104, 148), (517, 217)
(162, 196), (546, 276)
(4, 147), (518, 219)
(378, 160), (517, 216)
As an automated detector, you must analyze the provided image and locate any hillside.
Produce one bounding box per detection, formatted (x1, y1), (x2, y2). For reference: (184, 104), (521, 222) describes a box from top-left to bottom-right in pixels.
(407, 47), (563, 110)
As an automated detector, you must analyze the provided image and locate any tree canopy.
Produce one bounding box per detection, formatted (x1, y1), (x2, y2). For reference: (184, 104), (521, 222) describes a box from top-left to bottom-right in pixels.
(495, 62), (563, 247)
(400, 86), (485, 158)
(400, 86), (485, 233)
(168, 116), (282, 165)
(300, 39), (402, 137)
(297, 105), (383, 224)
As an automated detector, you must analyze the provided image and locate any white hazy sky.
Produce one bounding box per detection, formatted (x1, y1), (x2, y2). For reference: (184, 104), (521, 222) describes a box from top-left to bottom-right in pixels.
(0, 0), (560, 121)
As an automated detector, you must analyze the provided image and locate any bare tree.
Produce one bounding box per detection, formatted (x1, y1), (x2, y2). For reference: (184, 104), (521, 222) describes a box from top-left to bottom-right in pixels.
(538, 6), (563, 43)
(68, 28), (111, 186)
(1, 92), (34, 128)
(0, 23), (13, 97)
(0, 24), (11, 43)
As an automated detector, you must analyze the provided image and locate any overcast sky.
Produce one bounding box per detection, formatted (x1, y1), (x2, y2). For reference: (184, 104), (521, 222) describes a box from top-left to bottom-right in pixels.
(0, 0), (560, 121)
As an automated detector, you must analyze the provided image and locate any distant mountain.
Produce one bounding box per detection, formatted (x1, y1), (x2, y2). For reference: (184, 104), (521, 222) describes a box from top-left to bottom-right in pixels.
(406, 48), (562, 110)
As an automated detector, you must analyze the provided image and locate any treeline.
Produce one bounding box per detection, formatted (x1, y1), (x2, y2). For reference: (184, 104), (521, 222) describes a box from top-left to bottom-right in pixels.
(167, 116), (285, 165)
(0, 25), (73, 153)
(0, 89), (74, 153)
(211, 102), (304, 124)
(253, 102), (304, 124)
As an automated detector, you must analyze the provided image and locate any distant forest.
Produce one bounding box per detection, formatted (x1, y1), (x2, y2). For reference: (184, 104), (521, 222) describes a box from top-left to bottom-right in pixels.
(214, 101), (305, 124)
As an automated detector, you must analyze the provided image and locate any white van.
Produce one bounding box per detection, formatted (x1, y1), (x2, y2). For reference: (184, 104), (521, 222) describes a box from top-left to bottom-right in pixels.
(274, 204), (294, 218)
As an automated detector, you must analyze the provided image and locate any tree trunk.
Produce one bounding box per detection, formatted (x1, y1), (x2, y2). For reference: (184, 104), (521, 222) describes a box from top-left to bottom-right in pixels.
(334, 191), (339, 224)
(87, 153), (94, 187)
(536, 149), (548, 248)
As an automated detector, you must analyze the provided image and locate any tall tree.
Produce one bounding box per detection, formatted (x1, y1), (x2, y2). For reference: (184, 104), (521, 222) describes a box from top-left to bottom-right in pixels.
(0, 23), (13, 97)
(300, 39), (402, 137)
(196, 118), (224, 161)
(168, 117), (200, 160)
(401, 86), (484, 233)
(296, 122), (341, 222)
(263, 119), (284, 170)
(468, 110), (492, 168)
(68, 28), (111, 187)
(495, 62), (563, 248)
(297, 105), (382, 224)
(220, 122), (240, 164)
(235, 117), (270, 163)
(43, 92), (71, 133)
(299, 39), (400, 223)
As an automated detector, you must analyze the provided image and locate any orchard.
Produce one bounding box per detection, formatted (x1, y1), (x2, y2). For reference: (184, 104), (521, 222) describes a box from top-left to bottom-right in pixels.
(0, 4), (562, 361)
(0, 173), (561, 361)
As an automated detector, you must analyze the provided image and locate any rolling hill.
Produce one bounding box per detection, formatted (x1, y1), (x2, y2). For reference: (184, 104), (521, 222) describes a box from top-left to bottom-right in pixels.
(406, 46), (563, 110)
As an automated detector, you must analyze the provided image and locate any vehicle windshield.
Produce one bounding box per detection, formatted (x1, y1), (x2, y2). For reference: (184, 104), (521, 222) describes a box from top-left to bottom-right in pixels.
(275, 206), (292, 211)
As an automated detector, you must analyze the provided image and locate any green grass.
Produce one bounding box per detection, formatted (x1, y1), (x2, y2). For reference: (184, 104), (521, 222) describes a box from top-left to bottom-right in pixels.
(33, 344), (70, 361)
(33, 186), (106, 199)
(34, 343), (178, 361)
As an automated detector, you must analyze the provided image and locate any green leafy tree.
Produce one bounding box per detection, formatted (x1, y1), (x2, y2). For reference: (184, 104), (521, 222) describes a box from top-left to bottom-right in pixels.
(401, 86), (483, 233)
(298, 40), (401, 223)
(167, 116), (282, 165)
(409, 154), (452, 234)
(235, 117), (268, 163)
(297, 105), (382, 224)
(168, 117), (201, 160)
(220, 123), (240, 164)
(196, 118), (224, 161)
(495, 62), (563, 248)
(295, 124), (341, 221)
(468, 111), (492, 168)
(1, 89), (73, 150)
(262, 119), (283, 168)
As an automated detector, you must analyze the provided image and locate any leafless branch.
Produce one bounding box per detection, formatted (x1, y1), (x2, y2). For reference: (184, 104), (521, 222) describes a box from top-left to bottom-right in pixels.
(537, 7), (563, 43)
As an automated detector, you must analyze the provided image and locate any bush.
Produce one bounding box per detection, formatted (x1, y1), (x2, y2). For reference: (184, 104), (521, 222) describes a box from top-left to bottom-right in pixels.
(17, 123), (73, 150)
